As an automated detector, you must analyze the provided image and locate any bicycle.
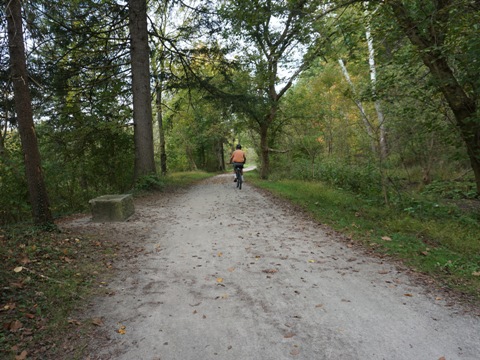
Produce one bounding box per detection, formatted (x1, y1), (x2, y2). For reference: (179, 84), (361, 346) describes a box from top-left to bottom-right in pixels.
(234, 164), (243, 190)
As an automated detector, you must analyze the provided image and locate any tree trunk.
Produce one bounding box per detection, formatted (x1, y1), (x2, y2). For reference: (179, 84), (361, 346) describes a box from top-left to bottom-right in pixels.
(129, 0), (156, 180)
(7, 0), (53, 225)
(390, 2), (480, 194)
(216, 140), (225, 171)
(365, 22), (388, 159)
(338, 59), (376, 154)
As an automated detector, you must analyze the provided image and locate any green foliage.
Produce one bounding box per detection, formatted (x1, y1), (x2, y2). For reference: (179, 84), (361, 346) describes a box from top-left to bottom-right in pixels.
(38, 120), (135, 216)
(0, 135), (30, 225)
(270, 154), (382, 196)
(316, 158), (382, 195)
(133, 174), (166, 192)
(163, 87), (234, 173)
(421, 180), (478, 200)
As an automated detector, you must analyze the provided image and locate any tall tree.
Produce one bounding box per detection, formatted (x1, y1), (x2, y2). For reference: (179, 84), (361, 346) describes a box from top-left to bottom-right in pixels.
(6, 0), (52, 225)
(217, 0), (331, 178)
(386, 0), (480, 193)
(129, 0), (156, 180)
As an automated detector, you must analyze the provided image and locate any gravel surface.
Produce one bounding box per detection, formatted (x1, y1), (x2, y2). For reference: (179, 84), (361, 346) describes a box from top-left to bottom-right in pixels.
(63, 174), (480, 360)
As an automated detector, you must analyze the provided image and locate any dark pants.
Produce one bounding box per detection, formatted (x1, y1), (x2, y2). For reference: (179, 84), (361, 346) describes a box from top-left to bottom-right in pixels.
(233, 163), (244, 174)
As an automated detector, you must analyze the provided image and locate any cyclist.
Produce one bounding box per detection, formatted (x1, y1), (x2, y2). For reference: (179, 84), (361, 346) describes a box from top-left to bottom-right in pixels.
(230, 144), (246, 182)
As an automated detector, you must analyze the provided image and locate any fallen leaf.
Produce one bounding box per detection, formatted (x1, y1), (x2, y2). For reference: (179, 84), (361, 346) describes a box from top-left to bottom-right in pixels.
(421, 251), (429, 256)
(216, 278), (223, 283)
(472, 271), (480, 277)
(308, 259), (315, 263)
(381, 236), (392, 241)
(2, 303), (16, 311)
(404, 293), (413, 297)
(217, 252), (223, 257)
(227, 267), (235, 272)
(68, 319), (81, 326)
(290, 348), (300, 356)
(9, 320), (23, 332)
(15, 350), (28, 360)
(25, 313), (35, 319)
(262, 269), (278, 274)
(378, 270), (389, 275)
(10, 282), (24, 289)
(19, 257), (30, 265)
(91, 318), (103, 326)
(438, 357), (446, 360)
(13, 267), (23, 273)
(117, 325), (126, 334)
(284, 332), (295, 338)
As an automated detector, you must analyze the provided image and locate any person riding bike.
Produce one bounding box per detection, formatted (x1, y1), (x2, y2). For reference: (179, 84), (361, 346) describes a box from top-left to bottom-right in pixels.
(230, 144), (246, 182)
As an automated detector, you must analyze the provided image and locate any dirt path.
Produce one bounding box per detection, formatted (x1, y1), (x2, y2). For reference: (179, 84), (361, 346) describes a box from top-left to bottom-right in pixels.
(64, 174), (479, 360)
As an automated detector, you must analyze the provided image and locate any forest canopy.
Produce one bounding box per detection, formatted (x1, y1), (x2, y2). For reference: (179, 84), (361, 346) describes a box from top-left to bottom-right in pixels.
(1, 0), (479, 225)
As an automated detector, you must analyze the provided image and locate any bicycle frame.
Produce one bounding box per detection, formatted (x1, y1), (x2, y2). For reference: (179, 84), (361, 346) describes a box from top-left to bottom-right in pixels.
(234, 165), (243, 189)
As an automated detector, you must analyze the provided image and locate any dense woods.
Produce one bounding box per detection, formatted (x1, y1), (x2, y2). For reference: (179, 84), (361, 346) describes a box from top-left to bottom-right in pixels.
(1, 0), (479, 225)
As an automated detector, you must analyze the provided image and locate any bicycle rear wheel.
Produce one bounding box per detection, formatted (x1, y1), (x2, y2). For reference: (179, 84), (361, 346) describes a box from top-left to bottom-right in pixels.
(236, 169), (242, 190)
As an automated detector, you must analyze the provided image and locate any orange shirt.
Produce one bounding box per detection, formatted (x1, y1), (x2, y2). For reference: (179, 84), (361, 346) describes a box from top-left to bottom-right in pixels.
(230, 149), (246, 163)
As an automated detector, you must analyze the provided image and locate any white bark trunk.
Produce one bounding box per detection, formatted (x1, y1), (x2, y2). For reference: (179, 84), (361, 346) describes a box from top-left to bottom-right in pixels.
(365, 19), (388, 159)
(338, 59), (376, 154)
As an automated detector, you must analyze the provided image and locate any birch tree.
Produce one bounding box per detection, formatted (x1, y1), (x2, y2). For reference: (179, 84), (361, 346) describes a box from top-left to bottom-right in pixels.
(338, 59), (376, 153)
(364, 11), (388, 159)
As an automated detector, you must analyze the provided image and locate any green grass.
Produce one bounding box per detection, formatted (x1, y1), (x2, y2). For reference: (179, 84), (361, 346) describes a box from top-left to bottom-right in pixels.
(0, 170), (216, 359)
(249, 174), (480, 301)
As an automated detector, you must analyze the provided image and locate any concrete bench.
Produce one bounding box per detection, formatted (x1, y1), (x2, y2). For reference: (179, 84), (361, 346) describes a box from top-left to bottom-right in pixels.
(89, 194), (135, 222)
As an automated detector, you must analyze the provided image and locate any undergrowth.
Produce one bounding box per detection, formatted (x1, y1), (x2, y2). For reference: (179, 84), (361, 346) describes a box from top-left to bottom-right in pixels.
(0, 225), (116, 360)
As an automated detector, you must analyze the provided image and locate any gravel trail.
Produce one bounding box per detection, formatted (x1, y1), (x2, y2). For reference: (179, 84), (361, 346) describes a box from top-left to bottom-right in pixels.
(66, 174), (479, 360)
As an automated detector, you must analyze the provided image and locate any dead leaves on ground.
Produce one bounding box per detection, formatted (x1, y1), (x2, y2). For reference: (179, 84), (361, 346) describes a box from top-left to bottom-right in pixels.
(117, 324), (127, 335)
(91, 317), (104, 326)
(1, 230), (118, 358)
(262, 269), (278, 274)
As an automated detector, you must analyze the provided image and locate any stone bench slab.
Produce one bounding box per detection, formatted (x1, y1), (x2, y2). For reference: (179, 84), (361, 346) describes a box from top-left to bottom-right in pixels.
(89, 194), (135, 222)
